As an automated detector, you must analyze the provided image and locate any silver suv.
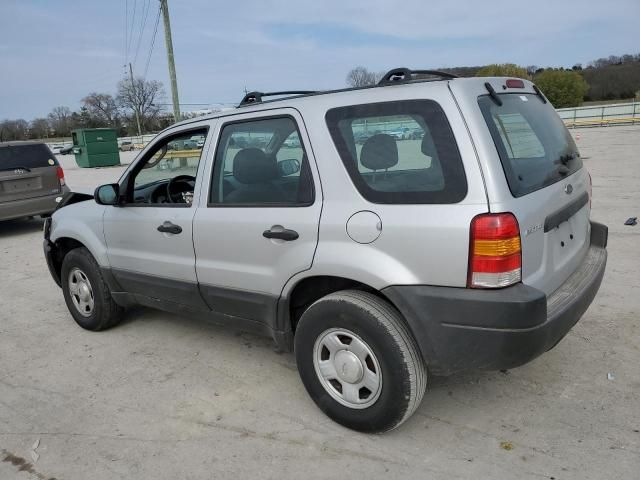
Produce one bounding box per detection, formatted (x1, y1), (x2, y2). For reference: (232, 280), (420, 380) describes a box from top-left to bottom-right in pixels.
(44, 69), (607, 432)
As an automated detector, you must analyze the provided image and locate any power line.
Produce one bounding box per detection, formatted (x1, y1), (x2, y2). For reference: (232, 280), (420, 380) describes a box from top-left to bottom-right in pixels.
(127, 0), (138, 60)
(124, 0), (129, 63)
(133, 0), (151, 68)
(143, 5), (161, 80)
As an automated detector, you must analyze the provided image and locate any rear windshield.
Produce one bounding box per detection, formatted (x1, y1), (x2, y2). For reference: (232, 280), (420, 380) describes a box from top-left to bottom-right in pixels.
(478, 94), (582, 197)
(0, 144), (58, 170)
(325, 100), (467, 204)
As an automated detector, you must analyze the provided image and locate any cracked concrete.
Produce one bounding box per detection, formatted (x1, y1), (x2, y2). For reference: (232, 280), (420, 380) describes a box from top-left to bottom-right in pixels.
(1, 126), (639, 479)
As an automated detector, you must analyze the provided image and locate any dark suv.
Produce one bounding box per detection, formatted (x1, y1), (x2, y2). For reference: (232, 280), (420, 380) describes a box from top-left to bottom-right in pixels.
(0, 141), (69, 221)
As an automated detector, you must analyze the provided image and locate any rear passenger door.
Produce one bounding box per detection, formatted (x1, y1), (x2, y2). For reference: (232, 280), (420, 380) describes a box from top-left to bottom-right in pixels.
(193, 110), (322, 324)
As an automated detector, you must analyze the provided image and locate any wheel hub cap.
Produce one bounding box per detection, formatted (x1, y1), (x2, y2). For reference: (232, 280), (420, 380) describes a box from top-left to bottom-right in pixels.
(68, 268), (94, 317)
(313, 328), (382, 409)
(334, 350), (363, 383)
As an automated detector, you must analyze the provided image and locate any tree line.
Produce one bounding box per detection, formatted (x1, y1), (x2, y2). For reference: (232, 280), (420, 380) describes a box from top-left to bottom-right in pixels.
(346, 52), (640, 108)
(0, 77), (172, 142)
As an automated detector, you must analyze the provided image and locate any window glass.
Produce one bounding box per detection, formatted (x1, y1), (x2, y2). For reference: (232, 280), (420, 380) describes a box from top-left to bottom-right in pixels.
(326, 100), (467, 204)
(130, 128), (207, 205)
(478, 94), (582, 197)
(210, 117), (313, 205)
(0, 143), (58, 169)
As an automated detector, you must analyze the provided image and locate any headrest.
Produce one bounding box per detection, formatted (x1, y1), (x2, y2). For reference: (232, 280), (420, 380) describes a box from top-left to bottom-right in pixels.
(360, 134), (398, 171)
(421, 132), (438, 158)
(232, 148), (277, 184)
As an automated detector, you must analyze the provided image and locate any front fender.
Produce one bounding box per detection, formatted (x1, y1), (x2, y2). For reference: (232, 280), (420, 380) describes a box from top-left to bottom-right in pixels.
(49, 201), (109, 267)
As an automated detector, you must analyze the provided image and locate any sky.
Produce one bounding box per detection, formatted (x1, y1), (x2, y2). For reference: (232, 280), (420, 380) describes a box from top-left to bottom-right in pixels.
(1, 0), (638, 120)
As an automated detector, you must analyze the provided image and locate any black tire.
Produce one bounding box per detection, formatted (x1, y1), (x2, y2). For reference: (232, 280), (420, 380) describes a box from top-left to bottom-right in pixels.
(294, 290), (427, 433)
(61, 247), (124, 331)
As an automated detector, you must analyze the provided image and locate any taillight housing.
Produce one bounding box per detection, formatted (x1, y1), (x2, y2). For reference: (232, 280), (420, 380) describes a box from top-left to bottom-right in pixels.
(56, 166), (65, 187)
(468, 213), (522, 288)
(505, 78), (525, 89)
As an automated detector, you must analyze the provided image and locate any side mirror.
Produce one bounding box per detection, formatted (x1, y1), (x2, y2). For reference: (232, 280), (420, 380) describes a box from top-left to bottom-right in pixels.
(277, 158), (300, 176)
(94, 183), (120, 205)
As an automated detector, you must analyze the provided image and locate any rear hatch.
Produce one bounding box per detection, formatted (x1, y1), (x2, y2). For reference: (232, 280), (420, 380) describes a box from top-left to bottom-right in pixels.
(469, 80), (590, 295)
(0, 143), (62, 203)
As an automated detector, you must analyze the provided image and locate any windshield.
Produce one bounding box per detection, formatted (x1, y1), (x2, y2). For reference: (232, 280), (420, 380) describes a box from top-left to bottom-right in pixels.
(478, 94), (582, 197)
(0, 143), (58, 170)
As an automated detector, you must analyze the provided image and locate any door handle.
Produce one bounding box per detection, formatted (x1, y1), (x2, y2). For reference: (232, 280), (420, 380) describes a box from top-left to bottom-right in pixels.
(157, 221), (182, 234)
(263, 227), (299, 241)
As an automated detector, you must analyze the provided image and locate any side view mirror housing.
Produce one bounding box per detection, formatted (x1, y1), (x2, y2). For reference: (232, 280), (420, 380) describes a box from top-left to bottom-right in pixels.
(94, 183), (120, 206)
(277, 158), (300, 176)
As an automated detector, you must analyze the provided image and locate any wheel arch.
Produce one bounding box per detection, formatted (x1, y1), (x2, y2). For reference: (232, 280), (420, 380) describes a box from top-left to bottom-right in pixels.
(275, 275), (405, 349)
(48, 230), (107, 286)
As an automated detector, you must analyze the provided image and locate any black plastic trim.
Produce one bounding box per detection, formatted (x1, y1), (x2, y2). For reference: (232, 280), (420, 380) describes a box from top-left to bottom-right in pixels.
(108, 268), (210, 310)
(239, 90), (317, 107)
(544, 191), (589, 232)
(382, 222), (607, 375)
(198, 283), (278, 325)
(378, 68), (458, 85)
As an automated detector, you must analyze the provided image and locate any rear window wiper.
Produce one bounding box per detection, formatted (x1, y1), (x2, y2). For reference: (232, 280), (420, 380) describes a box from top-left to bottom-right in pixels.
(559, 153), (577, 165)
(484, 83), (503, 106)
(0, 166), (32, 172)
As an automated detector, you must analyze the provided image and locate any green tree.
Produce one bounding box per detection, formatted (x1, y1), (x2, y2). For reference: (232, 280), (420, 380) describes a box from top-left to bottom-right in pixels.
(476, 63), (530, 79)
(534, 69), (589, 107)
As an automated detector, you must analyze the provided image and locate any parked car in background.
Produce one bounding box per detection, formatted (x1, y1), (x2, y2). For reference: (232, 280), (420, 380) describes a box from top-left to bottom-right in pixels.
(119, 141), (135, 152)
(388, 127), (410, 140)
(59, 145), (74, 155)
(192, 135), (206, 149)
(283, 134), (301, 148)
(407, 128), (424, 140)
(1, 141), (69, 221)
(44, 70), (607, 433)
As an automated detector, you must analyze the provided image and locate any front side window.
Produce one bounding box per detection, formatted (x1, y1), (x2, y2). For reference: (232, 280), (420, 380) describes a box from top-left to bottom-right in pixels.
(128, 128), (207, 205)
(325, 100), (467, 204)
(209, 117), (313, 206)
(478, 94), (582, 197)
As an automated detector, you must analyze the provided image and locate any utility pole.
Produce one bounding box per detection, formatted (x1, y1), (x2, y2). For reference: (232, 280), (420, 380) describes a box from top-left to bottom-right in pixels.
(128, 63), (143, 138)
(160, 0), (181, 122)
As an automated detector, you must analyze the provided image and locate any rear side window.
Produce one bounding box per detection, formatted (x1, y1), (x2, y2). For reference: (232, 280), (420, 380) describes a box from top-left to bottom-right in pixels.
(0, 144), (57, 170)
(478, 94), (582, 197)
(325, 100), (467, 204)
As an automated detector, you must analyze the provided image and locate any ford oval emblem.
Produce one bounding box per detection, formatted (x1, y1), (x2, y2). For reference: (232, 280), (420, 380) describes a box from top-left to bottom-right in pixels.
(564, 184), (573, 194)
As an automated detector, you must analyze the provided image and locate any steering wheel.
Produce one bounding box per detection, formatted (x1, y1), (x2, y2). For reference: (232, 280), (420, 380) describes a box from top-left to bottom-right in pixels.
(166, 175), (196, 203)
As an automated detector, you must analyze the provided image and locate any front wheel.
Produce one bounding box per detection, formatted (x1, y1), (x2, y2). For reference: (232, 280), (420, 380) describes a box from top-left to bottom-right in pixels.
(294, 290), (427, 432)
(61, 247), (123, 331)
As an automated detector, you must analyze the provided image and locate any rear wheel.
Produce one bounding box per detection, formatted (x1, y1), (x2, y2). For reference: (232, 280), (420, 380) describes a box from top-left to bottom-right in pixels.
(294, 290), (427, 432)
(61, 247), (123, 331)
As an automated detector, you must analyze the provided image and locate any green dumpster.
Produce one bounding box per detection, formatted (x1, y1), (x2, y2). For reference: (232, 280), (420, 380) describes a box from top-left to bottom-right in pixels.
(72, 128), (120, 168)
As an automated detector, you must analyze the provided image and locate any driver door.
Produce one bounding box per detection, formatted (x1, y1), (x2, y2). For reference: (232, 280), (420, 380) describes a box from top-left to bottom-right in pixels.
(103, 125), (212, 308)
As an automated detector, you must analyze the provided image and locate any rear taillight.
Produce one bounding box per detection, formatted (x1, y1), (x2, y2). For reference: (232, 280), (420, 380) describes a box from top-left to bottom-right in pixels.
(468, 213), (522, 288)
(56, 166), (65, 186)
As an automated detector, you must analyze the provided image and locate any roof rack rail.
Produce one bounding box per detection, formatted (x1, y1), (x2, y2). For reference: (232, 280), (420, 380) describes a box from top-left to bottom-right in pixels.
(239, 90), (317, 107)
(377, 68), (458, 86)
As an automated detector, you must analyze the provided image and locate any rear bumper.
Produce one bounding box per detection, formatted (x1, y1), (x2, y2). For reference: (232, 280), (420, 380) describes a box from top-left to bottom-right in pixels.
(382, 221), (608, 375)
(0, 187), (69, 221)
